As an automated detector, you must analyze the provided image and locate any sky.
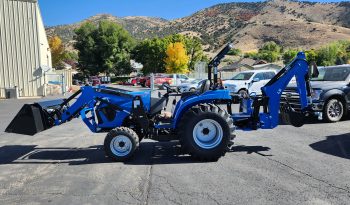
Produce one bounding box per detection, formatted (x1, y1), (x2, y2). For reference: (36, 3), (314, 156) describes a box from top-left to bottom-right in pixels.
(38, 0), (346, 26)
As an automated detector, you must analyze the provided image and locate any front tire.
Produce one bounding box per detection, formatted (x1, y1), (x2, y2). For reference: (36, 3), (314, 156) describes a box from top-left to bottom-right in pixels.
(238, 89), (248, 98)
(104, 127), (139, 162)
(323, 98), (344, 122)
(178, 104), (235, 161)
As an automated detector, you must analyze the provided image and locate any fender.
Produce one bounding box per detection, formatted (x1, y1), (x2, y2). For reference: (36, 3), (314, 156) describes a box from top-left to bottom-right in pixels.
(172, 89), (231, 129)
(322, 89), (346, 102)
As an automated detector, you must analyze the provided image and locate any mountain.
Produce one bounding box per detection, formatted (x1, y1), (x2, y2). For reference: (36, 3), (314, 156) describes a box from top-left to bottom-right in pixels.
(45, 14), (168, 50)
(46, 0), (350, 52)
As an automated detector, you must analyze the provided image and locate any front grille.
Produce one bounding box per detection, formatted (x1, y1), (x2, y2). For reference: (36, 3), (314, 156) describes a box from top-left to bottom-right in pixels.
(280, 88), (301, 111)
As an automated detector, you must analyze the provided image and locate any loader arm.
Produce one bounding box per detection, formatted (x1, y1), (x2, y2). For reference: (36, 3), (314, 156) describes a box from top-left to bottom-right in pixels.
(6, 85), (151, 135)
(55, 86), (140, 133)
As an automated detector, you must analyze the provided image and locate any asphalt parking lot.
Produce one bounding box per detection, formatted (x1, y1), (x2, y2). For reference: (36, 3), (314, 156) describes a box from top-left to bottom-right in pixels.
(0, 86), (350, 205)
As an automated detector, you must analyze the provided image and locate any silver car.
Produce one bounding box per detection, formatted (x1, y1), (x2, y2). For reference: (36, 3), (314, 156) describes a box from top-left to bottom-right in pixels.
(177, 79), (203, 93)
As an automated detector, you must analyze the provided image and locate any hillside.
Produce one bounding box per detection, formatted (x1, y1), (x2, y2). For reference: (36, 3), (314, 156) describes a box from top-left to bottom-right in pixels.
(46, 0), (350, 52)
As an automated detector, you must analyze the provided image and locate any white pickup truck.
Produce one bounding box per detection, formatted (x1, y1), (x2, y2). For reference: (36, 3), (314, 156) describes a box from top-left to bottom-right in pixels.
(223, 70), (277, 96)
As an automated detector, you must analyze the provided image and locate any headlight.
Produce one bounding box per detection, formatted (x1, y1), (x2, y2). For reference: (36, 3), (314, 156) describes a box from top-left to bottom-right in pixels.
(225, 84), (237, 92)
(311, 89), (322, 101)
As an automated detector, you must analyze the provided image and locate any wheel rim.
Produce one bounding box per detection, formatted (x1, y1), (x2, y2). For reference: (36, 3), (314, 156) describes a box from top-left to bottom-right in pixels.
(239, 90), (247, 97)
(192, 119), (223, 149)
(110, 135), (132, 157)
(328, 101), (342, 119)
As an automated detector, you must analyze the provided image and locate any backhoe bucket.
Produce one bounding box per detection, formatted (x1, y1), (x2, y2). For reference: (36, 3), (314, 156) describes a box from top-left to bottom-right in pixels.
(5, 99), (64, 135)
(280, 104), (305, 127)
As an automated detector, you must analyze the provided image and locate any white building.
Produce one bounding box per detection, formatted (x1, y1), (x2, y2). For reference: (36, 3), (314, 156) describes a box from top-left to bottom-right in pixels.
(0, 0), (52, 98)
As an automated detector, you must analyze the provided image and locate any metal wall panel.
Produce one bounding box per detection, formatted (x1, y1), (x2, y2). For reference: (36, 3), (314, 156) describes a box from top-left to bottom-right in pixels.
(0, 0), (50, 98)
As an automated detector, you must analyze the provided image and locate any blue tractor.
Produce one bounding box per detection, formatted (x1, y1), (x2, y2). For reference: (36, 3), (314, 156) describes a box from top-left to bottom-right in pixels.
(5, 43), (319, 162)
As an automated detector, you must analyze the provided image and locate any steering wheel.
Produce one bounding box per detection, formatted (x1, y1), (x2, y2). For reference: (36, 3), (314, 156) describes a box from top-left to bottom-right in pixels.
(163, 83), (171, 91)
(162, 83), (177, 95)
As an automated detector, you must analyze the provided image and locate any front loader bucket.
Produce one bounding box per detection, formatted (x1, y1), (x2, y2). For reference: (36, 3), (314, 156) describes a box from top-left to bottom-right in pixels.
(5, 99), (64, 135)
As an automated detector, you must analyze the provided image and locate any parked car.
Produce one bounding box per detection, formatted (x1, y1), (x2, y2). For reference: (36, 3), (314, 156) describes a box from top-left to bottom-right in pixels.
(284, 65), (350, 122)
(129, 74), (148, 87)
(73, 79), (82, 86)
(89, 76), (101, 86)
(100, 76), (111, 84)
(130, 77), (138, 86)
(145, 74), (194, 89)
(138, 76), (149, 87)
(223, 70), (277, 96)
(177, 79), (203, 93)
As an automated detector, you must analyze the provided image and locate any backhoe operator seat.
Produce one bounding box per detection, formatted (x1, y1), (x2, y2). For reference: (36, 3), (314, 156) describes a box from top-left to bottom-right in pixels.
(150, 97), (166, 116)
(199, 79), (210, 94)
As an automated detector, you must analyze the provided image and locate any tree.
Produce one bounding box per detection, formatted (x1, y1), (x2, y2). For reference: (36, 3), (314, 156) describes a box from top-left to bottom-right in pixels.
(164, 34), (204, 70)
(74, 21), (135, 76)
(316, 43), (340, 66)
(74, 22), (97, 75)
(260, 41), (281, 53)
(283, 49), (298, 65)
(257, 41), (281, 63)
(244, 51), (259, 59)
(227, 48), (242, 56)
(49, 36), (65, 68)
(164, 42), (189, 74)
(132, 38), (168, 74)
(305, 50), (317, 63)
(132, 34), (204, 74)
(184, 37), (204, 70)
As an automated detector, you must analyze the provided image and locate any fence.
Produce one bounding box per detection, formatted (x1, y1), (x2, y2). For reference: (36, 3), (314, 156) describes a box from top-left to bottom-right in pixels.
(45, 73), (64, 96)
(188, 71), (238, 80)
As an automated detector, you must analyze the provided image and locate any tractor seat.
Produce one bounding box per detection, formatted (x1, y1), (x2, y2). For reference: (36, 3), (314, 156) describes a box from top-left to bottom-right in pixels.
(150, 97), (166, 115)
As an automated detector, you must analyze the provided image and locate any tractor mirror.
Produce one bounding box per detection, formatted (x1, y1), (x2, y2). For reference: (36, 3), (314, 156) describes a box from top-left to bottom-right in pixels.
(309, 61), (319, 78)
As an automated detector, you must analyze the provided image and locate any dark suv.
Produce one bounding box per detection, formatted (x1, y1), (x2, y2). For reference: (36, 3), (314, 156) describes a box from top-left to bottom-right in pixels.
(284, 65), (350, 122)
(309, 65), (350, 122)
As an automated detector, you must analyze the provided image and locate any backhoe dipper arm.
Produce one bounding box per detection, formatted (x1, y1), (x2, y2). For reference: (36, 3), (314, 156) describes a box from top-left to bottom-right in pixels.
(258, 52), (312, 129)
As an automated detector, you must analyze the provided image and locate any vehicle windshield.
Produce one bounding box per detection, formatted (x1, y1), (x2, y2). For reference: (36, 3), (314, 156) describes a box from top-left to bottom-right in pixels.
(231, 72), (254, 80)
(311, 67), (350, 81)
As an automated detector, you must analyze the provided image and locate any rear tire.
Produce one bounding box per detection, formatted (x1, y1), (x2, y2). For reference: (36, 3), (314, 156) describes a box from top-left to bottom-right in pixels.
(323, 98), (344, 122)
(178, 104), (235, 161)
(104, 127), (139, 162)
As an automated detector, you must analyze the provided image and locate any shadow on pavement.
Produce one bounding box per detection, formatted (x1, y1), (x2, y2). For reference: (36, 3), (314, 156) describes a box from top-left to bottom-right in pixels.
(230, 145), (272, 156)
(0, 145), (37, 164)
(0, 142), (193, 165)
(279, 115), (350, 126)
(0, 142), (272, 165)
(309, 133), (350, 159)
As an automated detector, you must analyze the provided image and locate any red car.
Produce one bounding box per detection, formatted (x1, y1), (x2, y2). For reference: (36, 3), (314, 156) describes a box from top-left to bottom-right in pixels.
(145, 74), (173, 88)
(130, 78), (138, 86)
(130, 75), (149, 87)
(138, 76), (149, 87)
